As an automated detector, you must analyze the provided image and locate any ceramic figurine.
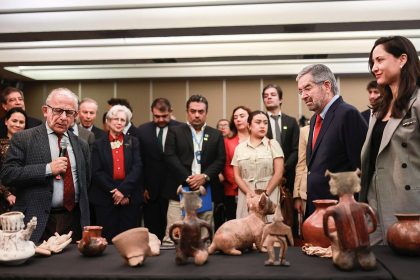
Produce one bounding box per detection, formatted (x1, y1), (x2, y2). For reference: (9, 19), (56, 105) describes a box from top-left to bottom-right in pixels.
(36, 231), (73, 256)
(112, 227), (152, 266)
(262, 204), (293, 266)
(169, 186), (212, 265)
(77, 226), (108, 257)
(0, 211), (37, 265)
(323, 169), (377, 271)
(208, 192), (276, 255)
(148, 232), (161, 256)
(387, 214), (420, 256)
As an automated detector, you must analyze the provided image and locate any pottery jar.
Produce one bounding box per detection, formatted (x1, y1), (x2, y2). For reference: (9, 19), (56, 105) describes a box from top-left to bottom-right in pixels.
(302, 199), (337, 248)
(387, 214), (420, 256)
(77, 225), (108, 257)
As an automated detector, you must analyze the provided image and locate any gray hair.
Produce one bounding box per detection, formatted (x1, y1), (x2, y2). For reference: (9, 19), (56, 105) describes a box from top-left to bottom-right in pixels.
(106, 105), (132, 125)
(80, 97), (98, 111)
(296, 64), (339, 95)
(46, 88), (79, 110)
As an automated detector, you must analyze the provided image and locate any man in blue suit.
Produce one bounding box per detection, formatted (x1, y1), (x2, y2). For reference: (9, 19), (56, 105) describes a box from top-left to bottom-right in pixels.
(295, 64), (367, 217)
(137, 98), (181, 241)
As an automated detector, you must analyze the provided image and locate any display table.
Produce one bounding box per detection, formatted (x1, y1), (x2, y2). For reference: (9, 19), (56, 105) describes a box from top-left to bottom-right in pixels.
(0, 245), (396, 280)
(373, 246), (420, 280)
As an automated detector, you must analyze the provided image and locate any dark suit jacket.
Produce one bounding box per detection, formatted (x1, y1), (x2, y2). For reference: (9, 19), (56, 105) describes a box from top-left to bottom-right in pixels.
(361, 109), (371, 124)
(76, 124), (95, 146)
(125, 123), (137, 137)
(305, 96), (367, 216)
(0, 115), (42, 138)
(0, 124), (91, 243)
(137, 120), (182, 201)
(164, 124), (226, 201)
(89, 134), (142, 206)
(267, 113), (299, 192)
(90, 125), (106, 139)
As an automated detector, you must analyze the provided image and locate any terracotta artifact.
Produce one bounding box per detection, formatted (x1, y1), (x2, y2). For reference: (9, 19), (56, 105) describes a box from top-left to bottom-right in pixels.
(302, 199), (337, 248)
(0, 211), (37, 265)
(36, 231), (73, 256)
(262, 203), (294, 266)
(77, 225), (108, 257)
(169, 186), (212, 265)
(148, 232), (161, 256)
(208, 192), (276, 255)
(112, 227), (152, 266)
(323, 169), (377, 271)
(387, 214), (420, 256)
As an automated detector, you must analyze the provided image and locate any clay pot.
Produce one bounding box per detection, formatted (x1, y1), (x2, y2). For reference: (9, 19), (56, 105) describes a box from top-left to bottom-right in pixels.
(77, 226), (108, 257)
(387, 214), (420, 256)
(302, 199), (337, 248)
(112, 227), (152, 267)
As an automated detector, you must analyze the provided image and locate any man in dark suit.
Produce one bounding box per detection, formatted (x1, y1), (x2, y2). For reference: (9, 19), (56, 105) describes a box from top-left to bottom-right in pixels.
(0, 87), (42, 138)
(78, 97), (106, 139)
(361, 80), (381, 124)
(162, 95), (225, 244)
(137, 98), (181, 240)
(1, 88), (91, 243)
(296, 64), (367, 217)
(263, 84), (299, 194)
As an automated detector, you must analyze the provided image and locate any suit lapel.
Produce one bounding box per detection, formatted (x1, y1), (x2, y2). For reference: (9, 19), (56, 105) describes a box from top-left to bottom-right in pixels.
(123, 135), (132, 174)
(182, 124), (194, 154)
(280, 115), (287, 145)
(68, 131), (83, 177)
(38, 125), (52, 164)
(378, 92), (418, 155)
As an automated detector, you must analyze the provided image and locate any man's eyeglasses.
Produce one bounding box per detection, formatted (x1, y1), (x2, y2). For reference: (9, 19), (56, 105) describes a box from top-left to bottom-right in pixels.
(46, 105), (77, 117)
(298, 81), (325, 96)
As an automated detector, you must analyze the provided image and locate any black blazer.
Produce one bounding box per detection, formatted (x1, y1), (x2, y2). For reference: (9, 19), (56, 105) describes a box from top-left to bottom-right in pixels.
(163, 124), (226, 201)
(90, 134), (142, 206)
(305, 96), (367, 216)
(137, 120), (182, 201)
(90, 125), (106, 140)
(361, 109), (371, 125)
(267, 113), (300, 192)
(0, 115), (42, 138)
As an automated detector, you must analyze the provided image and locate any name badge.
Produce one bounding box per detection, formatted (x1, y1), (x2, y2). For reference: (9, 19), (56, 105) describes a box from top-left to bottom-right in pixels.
(195, 150), (202, 164)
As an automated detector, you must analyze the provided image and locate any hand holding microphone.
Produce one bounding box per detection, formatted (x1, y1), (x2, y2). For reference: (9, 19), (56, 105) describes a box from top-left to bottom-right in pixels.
(52, 138), (68, 179)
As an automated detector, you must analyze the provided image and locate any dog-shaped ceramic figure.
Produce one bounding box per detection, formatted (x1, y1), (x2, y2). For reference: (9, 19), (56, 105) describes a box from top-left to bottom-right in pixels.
(208, 192), (276, 255)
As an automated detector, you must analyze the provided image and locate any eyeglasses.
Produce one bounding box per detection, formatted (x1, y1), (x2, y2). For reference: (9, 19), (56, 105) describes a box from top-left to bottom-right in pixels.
(109, 117), (127, 123)
(46, 105), (77, 117)
(298, 81), (325, 96)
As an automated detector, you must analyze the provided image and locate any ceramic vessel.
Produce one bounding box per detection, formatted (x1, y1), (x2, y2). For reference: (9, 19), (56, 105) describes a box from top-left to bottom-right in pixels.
(112, 227), (151, 266)
(77, 226), (107, 257)
(387, 214), (420, 256)
(302, 199), (337, 248)
(0, 211), (37, 265)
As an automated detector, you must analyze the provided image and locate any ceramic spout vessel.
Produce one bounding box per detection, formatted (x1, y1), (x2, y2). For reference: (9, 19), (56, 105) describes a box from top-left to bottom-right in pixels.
(112, 227), (152, 267)
(302, 199), (337, 248)
(387, 214), (420, 256)
(0, 211), (37, 265)
(77, 226), (108, 257)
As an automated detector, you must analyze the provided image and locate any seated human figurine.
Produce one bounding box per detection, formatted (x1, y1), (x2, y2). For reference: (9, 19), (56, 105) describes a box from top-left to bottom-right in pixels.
(262, 204), (293, 266)
(208, 192), (276, 255)
(323, 169), (377, 271)
(36, 231), (73, 256)
(169, 186), (212, 265)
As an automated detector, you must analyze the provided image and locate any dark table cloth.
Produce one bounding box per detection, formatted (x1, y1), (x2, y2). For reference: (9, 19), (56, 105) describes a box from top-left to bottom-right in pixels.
(373, 246), (420, 280)
(0, 245), (394, 280)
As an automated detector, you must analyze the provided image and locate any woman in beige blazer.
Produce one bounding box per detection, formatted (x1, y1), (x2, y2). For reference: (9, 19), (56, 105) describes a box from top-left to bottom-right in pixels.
(360, 36), (420, 245)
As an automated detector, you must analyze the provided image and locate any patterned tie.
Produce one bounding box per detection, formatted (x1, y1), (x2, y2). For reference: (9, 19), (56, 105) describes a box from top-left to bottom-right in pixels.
(270, 115), (282, 145)
(157, 127), (164, 152)
(312, 114), (323, 150)
(57, 135), (75, 211)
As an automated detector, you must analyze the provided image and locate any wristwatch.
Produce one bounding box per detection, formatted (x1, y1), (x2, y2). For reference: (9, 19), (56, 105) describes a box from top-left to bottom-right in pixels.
(203, 174), (210, 182)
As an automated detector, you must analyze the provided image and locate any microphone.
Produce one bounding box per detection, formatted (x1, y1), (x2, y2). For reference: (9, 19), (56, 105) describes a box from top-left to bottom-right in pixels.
(59, 138), (68, 157)
(56, 138), (68, 180)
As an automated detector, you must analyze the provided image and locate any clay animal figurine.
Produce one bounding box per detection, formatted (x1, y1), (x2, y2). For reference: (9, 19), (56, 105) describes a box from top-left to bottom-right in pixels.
(0, 211), (37, 265)
(323, 169), (377, 271)
(169, 186), (212, 265)
(262, 203), (294, 266)
(77, 226), (108, 257)
(208, 192), (276, 255)
(36, 231), (73, 256)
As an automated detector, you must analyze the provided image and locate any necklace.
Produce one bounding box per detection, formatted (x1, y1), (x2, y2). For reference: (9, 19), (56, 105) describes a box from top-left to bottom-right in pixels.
(110, 140), (123, 149)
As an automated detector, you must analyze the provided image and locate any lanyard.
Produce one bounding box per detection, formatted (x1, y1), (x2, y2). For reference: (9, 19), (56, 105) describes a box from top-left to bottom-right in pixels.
(191, 128), (204, 150)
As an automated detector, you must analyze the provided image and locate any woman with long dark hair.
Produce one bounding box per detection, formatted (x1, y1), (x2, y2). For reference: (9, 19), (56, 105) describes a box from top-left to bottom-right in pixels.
(360, 36), (420, 245)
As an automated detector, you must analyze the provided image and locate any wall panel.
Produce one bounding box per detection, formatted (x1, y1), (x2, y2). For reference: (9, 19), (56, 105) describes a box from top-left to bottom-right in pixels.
(117, 80), (150, 126)
(226, 79), (260, 120)
(81, 81), (114, 128)
(153, 80), (186, 122)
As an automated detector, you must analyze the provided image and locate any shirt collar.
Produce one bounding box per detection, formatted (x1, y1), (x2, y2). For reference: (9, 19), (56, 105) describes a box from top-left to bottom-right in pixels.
(319, 94), (340, 119)
(123, 122), (132, 134)
(109, 133), (124, 142)
(245, 136), (269, 148)
(46, 122), (69, 138)
(187, 122), (207, 133)
(267, 111), (282, 118)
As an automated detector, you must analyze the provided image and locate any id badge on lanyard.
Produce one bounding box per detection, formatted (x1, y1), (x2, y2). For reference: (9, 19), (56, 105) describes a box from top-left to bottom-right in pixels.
(195, 150), (201, 164)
